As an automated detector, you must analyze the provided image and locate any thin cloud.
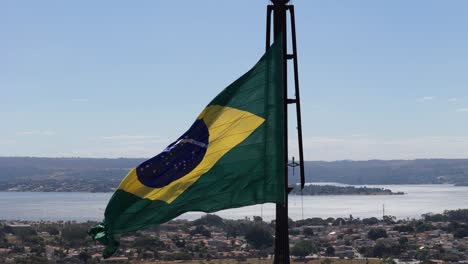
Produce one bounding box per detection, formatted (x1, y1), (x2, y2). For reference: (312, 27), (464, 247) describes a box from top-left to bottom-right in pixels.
(18, 130), (56, 136)
(448, 97), (458, 103)
(72, 136), (170, 158)
(417, 96), (435, 102)
(100, 135), (162, 141)
(457, 108), (468, 112)
(70, 146), (160, 159)
(96, 134), (167, 146)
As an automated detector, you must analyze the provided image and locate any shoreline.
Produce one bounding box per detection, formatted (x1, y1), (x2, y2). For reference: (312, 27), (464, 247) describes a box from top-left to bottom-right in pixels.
(0, 190), (406, 195)
(3, 183), (464, 194)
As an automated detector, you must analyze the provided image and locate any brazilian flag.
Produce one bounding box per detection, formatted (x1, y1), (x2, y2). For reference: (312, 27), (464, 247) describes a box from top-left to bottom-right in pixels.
(89, 40), (285, 258)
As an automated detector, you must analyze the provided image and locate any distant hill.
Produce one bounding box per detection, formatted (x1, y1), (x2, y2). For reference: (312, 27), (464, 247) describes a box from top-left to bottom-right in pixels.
(288, 159), (468, 185)
(0, 157), (468, 192)
(0, 157), (144, 192)
(0, 157), (142, 179)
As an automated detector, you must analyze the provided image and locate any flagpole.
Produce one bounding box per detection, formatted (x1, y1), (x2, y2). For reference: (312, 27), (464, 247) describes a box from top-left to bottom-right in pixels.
(267, 1), (305, 263)
(270, 1), (289, 263)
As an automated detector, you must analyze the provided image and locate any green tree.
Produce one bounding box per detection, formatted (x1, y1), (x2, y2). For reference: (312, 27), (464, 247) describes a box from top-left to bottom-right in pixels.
(383, 215), (396, 225)
(61, 223), (89, 247)
(253, 216), (263, 223)
(134, 236), (166, 250)
(415, 221), (435, 233)
(362, 217), (379, 225)
(78, 251), (91, 264)
(372, 241), (401, 258)
(444, 209), (468, 221)
(45, 226), (60, 236)
(224, 221), (239, 238)
(325, 246), (335, 256)
(441, 253), (460, 262)
(291, 240), (315, 259)
(333, 218), (346, 226)
(454, 228), (468, 238)
(368, 228), (387, 240)
(303, 227), (314, 237)
(14, 228), (37, 241)
(193, 214), (224, 227)
(398, 237), (409, 248)
(174, 239), (186, 248)
(416, 249), (429, 261)
(393, 225), (414, 233)
(190, 225), (211, 238)
(245, 224), (273, 249)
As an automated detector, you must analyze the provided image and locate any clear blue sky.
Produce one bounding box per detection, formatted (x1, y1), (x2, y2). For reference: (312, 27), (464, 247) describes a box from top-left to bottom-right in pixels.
(1, 0), (467, 160)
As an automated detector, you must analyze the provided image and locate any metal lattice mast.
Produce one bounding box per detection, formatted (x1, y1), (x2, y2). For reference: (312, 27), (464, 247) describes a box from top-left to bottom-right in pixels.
(266, 1), (305, 263)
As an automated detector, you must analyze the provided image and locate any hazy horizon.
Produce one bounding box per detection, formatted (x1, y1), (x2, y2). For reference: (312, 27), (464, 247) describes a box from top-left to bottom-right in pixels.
(2, 155), (468, 163)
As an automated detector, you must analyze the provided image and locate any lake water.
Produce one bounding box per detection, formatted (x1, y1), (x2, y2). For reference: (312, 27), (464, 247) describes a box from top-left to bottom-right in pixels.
(1, 184), (468, 222)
